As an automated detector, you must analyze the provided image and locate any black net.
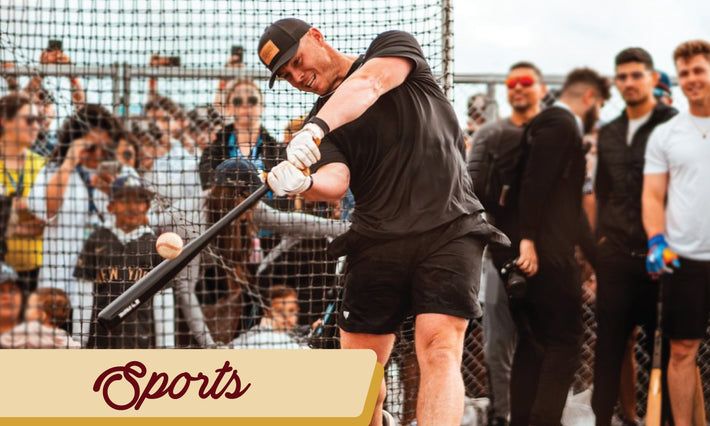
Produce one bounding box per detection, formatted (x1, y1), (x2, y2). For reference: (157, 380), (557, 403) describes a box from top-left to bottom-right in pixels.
(0, 0), (447, 423)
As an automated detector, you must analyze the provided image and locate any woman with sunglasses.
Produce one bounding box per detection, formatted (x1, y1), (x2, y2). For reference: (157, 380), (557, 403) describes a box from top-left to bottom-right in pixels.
(27, 104), (118, 345)
(0, 93), (47, 295)
(199, 79), (285, 191)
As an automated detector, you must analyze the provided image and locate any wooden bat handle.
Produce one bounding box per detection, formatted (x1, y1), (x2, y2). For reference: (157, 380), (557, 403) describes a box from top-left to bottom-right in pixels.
(647, 368), (662, 426)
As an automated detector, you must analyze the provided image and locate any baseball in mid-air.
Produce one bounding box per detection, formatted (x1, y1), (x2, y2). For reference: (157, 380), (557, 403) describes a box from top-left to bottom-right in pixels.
(156, 232), (184, 259)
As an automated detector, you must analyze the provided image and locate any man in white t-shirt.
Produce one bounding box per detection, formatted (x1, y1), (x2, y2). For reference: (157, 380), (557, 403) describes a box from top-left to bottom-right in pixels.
(643, 39), (710, 426)
(592, 47), (677, 425)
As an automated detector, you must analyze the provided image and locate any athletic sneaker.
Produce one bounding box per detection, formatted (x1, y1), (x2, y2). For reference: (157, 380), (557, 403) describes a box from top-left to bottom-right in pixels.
(382, 409), (398, 426)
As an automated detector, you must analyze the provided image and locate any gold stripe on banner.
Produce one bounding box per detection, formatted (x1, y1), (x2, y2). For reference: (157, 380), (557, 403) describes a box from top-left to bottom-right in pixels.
(0, 349), (383, 425)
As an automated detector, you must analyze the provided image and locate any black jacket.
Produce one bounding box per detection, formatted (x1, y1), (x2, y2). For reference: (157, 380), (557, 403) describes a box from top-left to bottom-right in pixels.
(198, 123), (285, 190)
(518, 106), (592, 266)
(595, 103), (677, 254)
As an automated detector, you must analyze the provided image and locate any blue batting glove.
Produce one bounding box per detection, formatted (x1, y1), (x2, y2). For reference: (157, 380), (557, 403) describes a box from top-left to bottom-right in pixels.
(646, 233), (681, 276)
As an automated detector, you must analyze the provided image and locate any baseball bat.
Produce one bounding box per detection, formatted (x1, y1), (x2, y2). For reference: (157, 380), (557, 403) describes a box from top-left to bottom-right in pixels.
(693, 365), (706, 426)
(646, 279), (663, 426)
(97, 184), (270, 330)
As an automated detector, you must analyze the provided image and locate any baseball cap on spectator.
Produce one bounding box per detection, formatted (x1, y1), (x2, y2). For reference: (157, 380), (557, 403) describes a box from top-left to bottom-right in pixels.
(258, 18), (311, 88)
(0, 261), (18, 284)
(214, 159), (262, 194)
(110, 175), (153, 202)
(654, 70), (672, 99)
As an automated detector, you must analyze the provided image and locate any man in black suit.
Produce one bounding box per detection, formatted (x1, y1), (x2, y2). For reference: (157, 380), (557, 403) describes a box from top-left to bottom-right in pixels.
(509, 68), (610, 426)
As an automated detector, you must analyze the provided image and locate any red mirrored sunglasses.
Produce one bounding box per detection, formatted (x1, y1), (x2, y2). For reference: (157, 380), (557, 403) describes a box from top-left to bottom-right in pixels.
(505, 75), (535, 89)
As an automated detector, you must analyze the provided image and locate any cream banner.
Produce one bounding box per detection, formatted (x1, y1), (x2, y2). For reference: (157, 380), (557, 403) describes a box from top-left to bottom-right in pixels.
(0, 349), (382, 425)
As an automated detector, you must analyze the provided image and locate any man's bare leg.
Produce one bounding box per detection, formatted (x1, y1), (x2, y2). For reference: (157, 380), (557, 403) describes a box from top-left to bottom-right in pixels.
(667, 339), (701, 426)
(340, 329), (396, 426)
(415, 313), (468, 426)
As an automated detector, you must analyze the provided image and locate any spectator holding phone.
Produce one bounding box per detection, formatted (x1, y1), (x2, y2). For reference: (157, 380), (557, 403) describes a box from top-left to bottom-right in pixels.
(27, 104), (118, 345)
(214, 46), (246, 108)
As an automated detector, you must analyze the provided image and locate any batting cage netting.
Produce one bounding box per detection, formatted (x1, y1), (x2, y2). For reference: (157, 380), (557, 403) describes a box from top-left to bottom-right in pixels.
(0, 0), (448, 422)
(1, 1), (709, 425)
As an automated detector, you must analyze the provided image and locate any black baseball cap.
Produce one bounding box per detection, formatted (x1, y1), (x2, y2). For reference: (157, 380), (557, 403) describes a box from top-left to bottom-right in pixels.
(258, 18), (311, 88)
(110, 175), (154, 202)
(214, 159), (262, 193)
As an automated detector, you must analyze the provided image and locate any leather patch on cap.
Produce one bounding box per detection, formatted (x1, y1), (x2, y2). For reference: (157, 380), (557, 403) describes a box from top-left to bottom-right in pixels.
(259, 40), (280, 67)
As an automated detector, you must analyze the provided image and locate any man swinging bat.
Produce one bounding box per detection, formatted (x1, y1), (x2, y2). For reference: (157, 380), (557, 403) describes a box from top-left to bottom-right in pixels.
(260, 18), (508, 426)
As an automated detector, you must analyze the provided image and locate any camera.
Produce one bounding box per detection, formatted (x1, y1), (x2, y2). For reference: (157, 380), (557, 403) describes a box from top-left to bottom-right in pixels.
(500, 258), (527, 300)
(47, 39), (63, 52)
(97, 161), (122, 177)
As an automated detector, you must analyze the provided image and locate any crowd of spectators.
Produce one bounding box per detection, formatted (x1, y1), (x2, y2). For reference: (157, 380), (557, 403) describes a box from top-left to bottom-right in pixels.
(0, 47), (350, 351)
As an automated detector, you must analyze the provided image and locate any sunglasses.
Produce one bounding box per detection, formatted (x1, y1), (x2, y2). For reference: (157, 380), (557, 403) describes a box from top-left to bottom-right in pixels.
(505, 75), (535, 89)
(19, 116), (42, 126)
(231, 96), (260, 107)
(615, 71), (647, 82)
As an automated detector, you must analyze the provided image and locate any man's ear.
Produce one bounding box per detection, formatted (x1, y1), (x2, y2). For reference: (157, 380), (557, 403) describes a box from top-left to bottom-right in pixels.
(584, 87), (597, 106)
(651, 71), (660, 87)
(309, 28), (324, 45)
(40, 310), (49, 325)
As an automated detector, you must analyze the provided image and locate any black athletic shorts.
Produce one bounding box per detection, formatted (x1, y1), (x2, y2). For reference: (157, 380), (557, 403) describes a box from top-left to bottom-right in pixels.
(333, 214), (487, 335)
(662, 256), (710, 340)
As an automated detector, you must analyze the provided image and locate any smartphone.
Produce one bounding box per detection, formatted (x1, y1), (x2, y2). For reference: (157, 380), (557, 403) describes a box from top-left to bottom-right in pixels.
(97, 161), (122, 177)
(47, 39), (63, 51)
(231, 45), (244, 63)
(168, 56), (181, 66)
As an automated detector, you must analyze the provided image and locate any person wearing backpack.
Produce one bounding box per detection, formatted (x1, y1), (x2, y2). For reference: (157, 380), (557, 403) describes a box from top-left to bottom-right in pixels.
(467, 61), (547, 426)
(509, 68), (609, 426)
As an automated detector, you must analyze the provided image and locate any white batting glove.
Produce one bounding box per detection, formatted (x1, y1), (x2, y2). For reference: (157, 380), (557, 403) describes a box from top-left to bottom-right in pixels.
(267, 161), (313, 197)
(287, 122), (323, 170)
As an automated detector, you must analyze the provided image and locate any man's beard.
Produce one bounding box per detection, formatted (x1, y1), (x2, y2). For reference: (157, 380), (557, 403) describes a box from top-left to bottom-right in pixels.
(512, 103), (532, 114)
(583, 106), (598, 134)
(624, 93), (649, 108)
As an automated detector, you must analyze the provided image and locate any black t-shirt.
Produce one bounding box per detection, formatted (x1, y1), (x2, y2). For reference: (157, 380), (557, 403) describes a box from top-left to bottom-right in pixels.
(311, 31), (482, 238)
(74, 227), (164, 349)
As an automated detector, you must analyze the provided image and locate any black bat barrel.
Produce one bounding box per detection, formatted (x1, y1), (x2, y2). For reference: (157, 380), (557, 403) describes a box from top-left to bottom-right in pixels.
(98, 184), (269, 330)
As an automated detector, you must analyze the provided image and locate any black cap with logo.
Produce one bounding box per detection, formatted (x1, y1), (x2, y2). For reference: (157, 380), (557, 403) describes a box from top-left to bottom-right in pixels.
(258, 18), (311, 88)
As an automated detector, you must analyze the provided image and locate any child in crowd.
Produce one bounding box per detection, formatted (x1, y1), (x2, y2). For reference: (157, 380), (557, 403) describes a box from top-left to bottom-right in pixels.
(73, 175), (163, 348)
(0, 262), (22, 335)
(1, 287), (79, 349)
(230, 284), (307, 349)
